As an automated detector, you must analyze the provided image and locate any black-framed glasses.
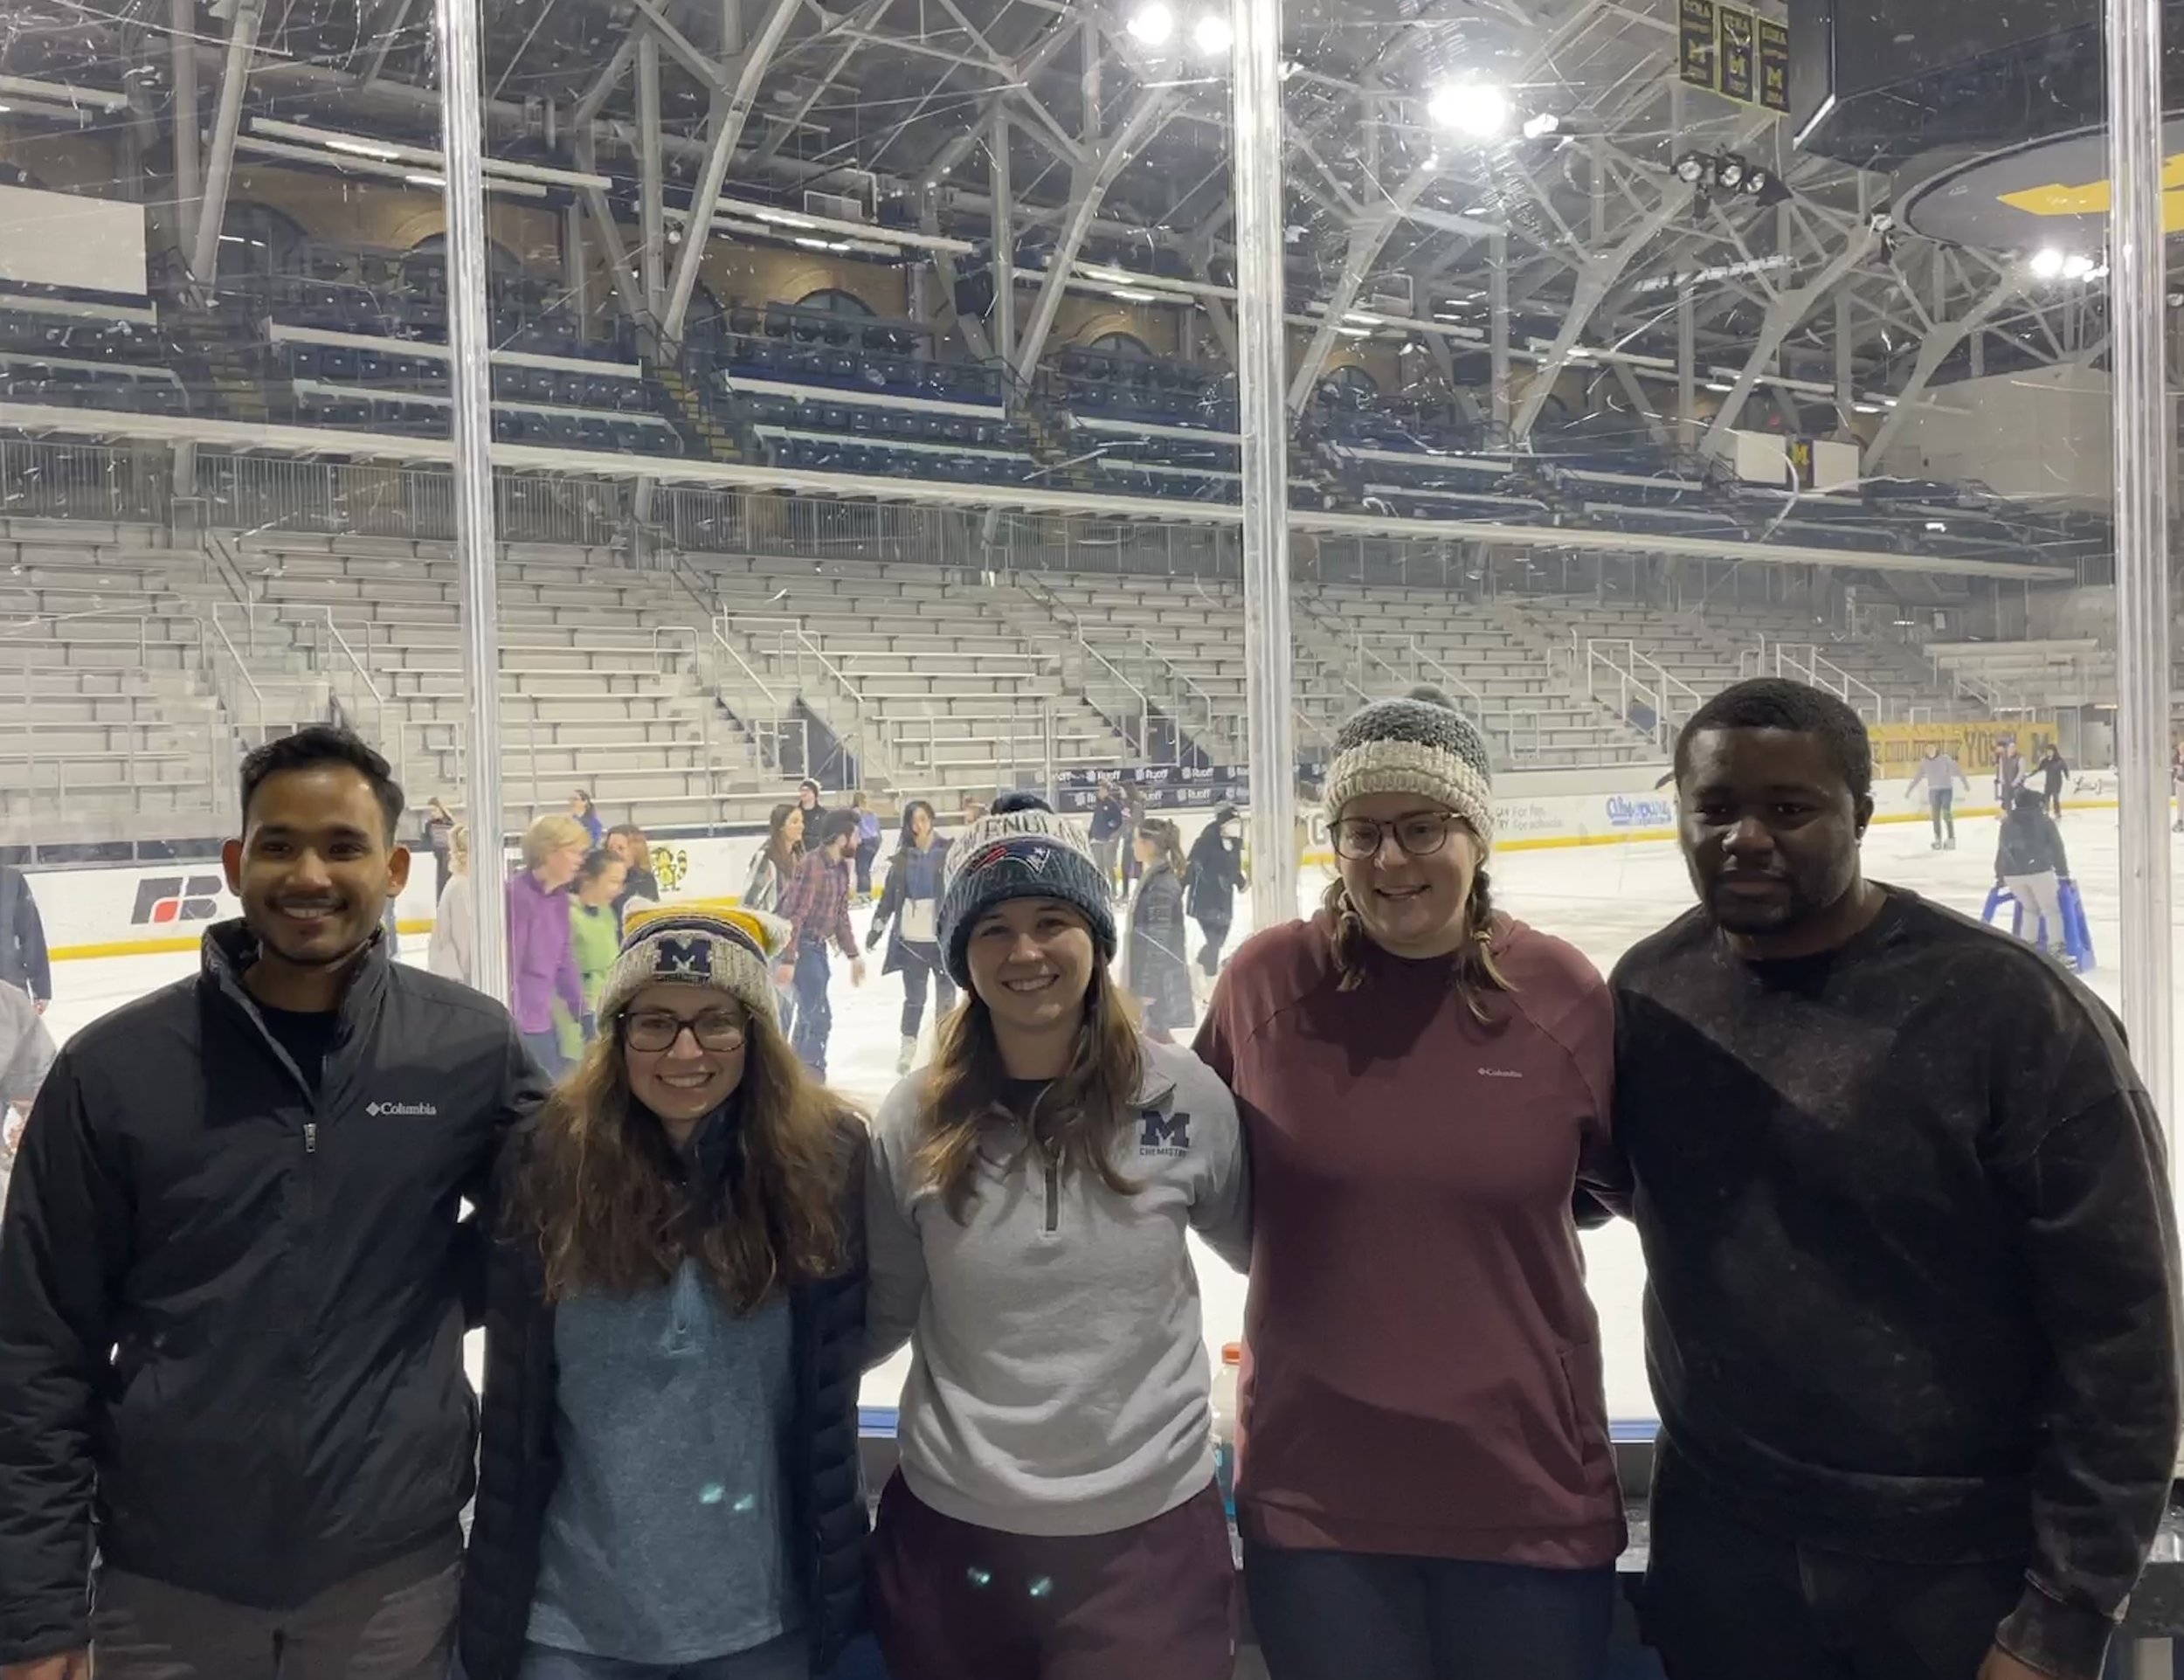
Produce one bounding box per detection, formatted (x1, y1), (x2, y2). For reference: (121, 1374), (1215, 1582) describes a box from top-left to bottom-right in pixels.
(1331, 812), (1464, 861)
(620, 1008), (748, 1053)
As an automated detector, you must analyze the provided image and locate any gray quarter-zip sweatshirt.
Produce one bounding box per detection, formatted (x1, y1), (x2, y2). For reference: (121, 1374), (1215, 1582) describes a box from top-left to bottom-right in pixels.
(865, 1035), (1251, 1537)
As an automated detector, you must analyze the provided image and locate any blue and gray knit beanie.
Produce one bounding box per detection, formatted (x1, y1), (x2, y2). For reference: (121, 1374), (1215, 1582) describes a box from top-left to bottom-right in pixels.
(1324, 687), (1497, 849)
(936, 792), (1116, 985)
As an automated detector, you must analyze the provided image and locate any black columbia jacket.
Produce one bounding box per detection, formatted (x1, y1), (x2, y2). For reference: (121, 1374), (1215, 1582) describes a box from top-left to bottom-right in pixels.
(0, 920), (549, 1663)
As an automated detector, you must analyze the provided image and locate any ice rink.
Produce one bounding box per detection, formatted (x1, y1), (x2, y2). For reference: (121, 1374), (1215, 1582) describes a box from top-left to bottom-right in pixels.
(33, 801), (2159, 1425)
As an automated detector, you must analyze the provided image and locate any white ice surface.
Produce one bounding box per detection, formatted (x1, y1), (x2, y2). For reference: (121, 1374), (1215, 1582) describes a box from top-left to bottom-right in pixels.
(34, 806), (2158, 1426)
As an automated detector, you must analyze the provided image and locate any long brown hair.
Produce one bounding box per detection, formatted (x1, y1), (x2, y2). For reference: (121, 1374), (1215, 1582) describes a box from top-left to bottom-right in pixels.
(1136, 818), (1186, 881)
(914, 961), (1144, 1221)
(764, 802), (805, 876)
(1321, 858), (1513, 1021)
(510, 999), (853, 1310)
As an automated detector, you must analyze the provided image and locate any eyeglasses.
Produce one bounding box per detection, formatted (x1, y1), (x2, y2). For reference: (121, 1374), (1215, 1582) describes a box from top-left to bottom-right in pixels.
(1331, 812), (1465, 861)
(620, 1008), (748, 1053)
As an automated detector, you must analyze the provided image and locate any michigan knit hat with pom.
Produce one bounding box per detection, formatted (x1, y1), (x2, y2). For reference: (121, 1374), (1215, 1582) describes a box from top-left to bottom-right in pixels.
(936, 792), (1116, 985)
(1324, 687), (1496, 849)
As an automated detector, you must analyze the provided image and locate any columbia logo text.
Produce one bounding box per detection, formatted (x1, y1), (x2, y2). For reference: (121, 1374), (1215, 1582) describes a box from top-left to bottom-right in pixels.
(366, 1101), (439, 1118)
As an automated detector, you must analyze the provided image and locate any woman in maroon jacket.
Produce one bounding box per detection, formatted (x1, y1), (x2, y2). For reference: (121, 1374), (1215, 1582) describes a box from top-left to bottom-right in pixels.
(1195, 690), (1625, 1680)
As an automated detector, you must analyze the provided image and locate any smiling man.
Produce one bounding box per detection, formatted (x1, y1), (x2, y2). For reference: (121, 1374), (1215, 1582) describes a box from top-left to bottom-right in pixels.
(1612, 679), (2181, 1680)
(0, 727), (549, 1680)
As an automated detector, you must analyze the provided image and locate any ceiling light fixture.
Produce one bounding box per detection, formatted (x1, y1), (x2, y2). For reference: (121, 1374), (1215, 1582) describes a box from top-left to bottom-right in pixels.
(1192, 13), (1232, 53)
(1127, 2), (1174, 45)
(2029, 246), (2066, 279)
(1427, 81), (1508, 139)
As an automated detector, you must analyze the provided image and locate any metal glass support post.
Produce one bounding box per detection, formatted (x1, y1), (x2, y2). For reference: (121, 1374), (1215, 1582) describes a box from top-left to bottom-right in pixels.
(991, 112), (1016, 367)
(2105, 0), (2174, 1125)
(1229, 0), (1297, 929)
(637, 33), (667, 325)
(170, 0), (202, 254)
(436, 0), (510, 1004)
(1489, 234), (1512, 439)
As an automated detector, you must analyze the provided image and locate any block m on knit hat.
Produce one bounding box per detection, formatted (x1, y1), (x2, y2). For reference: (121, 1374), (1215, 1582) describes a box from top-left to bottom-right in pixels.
(1324, 687), (1496, 849)
(598, 902), (793, 1029)
(936, 792), (1116, 985)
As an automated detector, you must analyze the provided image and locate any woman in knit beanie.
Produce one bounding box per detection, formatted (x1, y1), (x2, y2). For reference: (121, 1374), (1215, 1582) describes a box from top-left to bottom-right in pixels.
(863, 794), (1251, 1680)
(460, 905), (868, 1680)
(1194, 689), (1626, 1680)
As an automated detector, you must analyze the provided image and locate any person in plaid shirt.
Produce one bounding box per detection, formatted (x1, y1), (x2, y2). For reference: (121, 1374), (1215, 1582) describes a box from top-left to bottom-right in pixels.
(775, 808), (868, 1075)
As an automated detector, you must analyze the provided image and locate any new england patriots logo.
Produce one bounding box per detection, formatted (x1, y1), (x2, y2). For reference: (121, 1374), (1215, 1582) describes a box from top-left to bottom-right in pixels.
(967, 840), (1057, 876)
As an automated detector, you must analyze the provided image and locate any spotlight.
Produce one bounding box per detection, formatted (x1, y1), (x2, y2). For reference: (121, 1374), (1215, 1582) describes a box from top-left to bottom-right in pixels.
(1717, 154), (1747, 189)
(1427, 82), (1508, 139)
(1191, 13), (1231, 52)
(2061, 252), (2094, 280)
(1674, 150), (1710, 184)
(1520, 111), (1560, 141)
(2029, 246), (2065, 279)
(1127, 2), (1173, 45)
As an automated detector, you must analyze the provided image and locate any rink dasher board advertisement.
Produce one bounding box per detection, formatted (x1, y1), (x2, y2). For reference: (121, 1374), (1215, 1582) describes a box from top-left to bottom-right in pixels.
(37, 774), (2124, 964)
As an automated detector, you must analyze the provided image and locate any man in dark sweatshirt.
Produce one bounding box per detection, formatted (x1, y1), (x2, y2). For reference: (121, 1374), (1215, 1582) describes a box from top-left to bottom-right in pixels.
(1613, 677), (2181, 1680)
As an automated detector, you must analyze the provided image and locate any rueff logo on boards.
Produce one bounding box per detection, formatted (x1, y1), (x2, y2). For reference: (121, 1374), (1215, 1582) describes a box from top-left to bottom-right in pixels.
(129, 875), (226, 926)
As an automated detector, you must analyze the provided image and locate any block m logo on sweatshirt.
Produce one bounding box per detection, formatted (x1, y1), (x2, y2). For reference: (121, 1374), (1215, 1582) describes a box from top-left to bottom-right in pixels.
(130, 875), (226, 926)
(1139, 1107), (1192, 1157)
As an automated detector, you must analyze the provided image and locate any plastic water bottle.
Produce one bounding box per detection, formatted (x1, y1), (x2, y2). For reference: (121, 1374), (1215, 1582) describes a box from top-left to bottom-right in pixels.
(1210, 1341), (1241, 1522)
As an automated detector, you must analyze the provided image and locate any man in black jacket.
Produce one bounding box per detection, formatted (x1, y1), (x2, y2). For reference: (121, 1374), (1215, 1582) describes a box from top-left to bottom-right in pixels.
(0, 727), (549, 1680)
(0, 861), (52, 1013)
(1614, 680), (2181, 1680)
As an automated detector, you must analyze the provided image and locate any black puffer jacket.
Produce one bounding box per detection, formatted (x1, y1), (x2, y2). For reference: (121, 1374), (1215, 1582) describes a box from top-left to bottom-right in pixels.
(0, 922), (543, 1663)
(458, 1113), (870, 1680)
(1997, 805), (2073, 880)
(1185, 823), (1247, 929)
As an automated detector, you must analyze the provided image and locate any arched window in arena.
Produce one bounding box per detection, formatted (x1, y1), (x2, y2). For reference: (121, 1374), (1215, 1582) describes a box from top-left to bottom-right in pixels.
(1316, 363), (1379, 411)
(1085, 330), (1155, 362)
(794, 287), (874, 318)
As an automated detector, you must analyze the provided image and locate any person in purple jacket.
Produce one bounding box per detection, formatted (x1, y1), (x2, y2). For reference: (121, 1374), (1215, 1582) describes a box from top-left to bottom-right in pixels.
(508, 814), (588, 1076)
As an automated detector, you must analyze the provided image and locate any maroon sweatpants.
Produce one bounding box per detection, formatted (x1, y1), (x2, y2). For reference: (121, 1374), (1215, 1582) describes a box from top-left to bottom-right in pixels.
(867, 1473), (1237, 1680)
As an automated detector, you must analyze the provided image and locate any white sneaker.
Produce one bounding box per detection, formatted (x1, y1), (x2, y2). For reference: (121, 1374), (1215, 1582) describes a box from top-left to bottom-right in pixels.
(896, 1035), (917, 1075)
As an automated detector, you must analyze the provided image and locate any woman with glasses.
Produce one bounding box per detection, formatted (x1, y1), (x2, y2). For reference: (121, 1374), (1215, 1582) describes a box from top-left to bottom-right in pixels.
(460, 905), (870, 1680)
(1195, 691), (1625, 1680)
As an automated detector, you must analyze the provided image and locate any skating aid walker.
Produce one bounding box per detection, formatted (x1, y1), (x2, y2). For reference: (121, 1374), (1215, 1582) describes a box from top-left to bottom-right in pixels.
(1980, 881), (2096, 972)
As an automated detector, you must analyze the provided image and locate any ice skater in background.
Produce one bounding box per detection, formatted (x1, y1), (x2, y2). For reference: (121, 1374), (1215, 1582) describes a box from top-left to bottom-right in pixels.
(428, 823), (474, 986)
(1905, 743), (1969, 851)
(510, 814), (591, 1078)
(852, 791), (883, 902)
(1088, 778), (1128, 897)
(457, 907), (868, 1680)
(775, 809), (868, 1078)
(862, 793), (1249, 1680)
(1126, 819), (1196, 1043)
(1185, 804), (1248, 977)
(2035, 743), (2070, 819)
(555, 848), (627, 1061)
(867, 799), (955, 1075)
(1995, 785), (2074, 959)
(570, 788), (605, 849)
(1994, 737), (2026, 808)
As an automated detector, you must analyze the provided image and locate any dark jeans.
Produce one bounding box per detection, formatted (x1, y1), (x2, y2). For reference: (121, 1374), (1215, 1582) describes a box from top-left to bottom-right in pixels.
(1928, 789), (1955, 840)
(94, 1531), (460, 1680)
(854, 839), (879, 897)
(869, 1475), (1234, 1680)
(521, 1028), (568, 1080)
(1641, 1448), (2028, 1680)
(791, 943), (833, 1076)
(1243, 1539), (1615, 1680)
(2046, 786), (2065, 819)
(1194, 918), (1231, 977)
(898, 944), (957, 1038)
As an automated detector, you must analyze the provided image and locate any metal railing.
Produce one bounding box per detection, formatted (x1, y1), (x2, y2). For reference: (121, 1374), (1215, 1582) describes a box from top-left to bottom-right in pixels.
(1771, 642), (1890, 722)
(1577, 637), (1702, 751)
(293, 604), (409, 792)
(716, 614), (893, 784)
